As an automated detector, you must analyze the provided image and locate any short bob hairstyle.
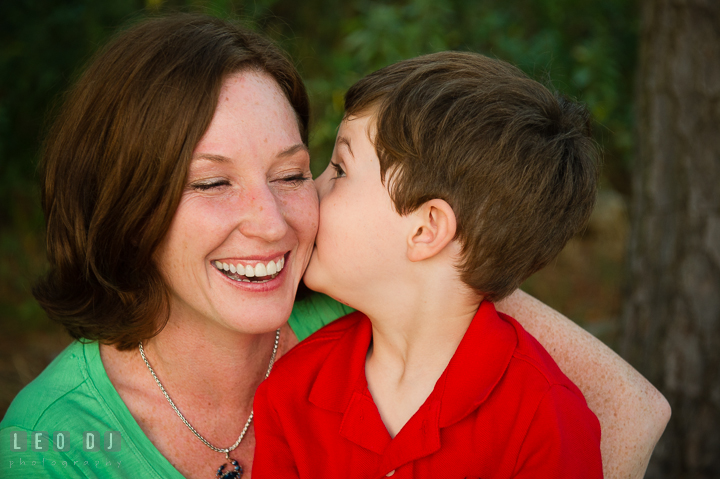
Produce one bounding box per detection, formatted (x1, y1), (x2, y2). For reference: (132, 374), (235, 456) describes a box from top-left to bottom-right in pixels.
(33, 14), (309, 350)
(345, 51), (599, 301)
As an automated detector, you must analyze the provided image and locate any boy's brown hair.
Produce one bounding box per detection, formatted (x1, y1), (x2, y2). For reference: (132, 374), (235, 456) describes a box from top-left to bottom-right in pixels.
(33, 14), (309, 350)
(345, 51), (599, 301)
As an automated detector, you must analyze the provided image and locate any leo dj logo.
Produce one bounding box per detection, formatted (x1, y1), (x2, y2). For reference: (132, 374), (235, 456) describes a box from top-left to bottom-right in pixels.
(8, 431), (121, 452)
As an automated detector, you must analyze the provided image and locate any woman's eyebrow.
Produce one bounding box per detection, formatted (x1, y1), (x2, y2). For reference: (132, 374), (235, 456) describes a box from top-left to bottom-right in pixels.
(277, 143), (309, 158)
(191, 144), (308, 163)
(192, 153), (230, 163)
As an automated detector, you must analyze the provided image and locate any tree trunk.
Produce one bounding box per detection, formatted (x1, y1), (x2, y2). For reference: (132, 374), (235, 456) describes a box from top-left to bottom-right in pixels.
(621, 0), (720, 477)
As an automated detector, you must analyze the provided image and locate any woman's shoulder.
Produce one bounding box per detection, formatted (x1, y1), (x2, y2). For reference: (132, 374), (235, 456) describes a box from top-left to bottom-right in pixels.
(288, 292), (355, 341)
(1, 341), (94, 431)
(0, 340), (187, 478)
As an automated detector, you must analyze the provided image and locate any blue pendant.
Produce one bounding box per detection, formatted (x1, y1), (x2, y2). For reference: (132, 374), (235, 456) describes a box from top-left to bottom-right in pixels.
(216, 459), (242, 479)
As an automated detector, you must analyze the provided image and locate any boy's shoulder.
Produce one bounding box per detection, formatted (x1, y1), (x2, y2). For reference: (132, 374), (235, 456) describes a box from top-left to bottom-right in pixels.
(495, 313), (602, 475)
(500, 311), (587, 402)
(287, 310), (365, 355)
(267, 311), (366, 388)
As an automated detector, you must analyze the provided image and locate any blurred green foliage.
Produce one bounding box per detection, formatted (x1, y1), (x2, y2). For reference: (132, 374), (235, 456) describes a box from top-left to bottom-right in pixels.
(0, 0), (637, 329)
(259, 0), (638, 188)
(0, 0), (146, 331)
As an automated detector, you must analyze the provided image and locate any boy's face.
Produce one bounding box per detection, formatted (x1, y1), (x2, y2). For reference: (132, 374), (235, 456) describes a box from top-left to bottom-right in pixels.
(303, 114), (412, 308)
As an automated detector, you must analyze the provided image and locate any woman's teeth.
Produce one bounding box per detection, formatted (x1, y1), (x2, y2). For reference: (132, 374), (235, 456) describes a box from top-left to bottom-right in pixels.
(213, 257), (285, 283)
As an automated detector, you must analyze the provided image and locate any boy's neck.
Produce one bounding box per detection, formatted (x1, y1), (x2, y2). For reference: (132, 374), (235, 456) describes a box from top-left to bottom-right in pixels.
(361, 261), (482, 437)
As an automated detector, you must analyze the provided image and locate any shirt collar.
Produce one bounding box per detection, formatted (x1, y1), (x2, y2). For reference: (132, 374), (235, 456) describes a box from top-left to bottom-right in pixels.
(436, 300), (517, 427)
(309, 311), (372, 414)
(308, 301), (517, 428)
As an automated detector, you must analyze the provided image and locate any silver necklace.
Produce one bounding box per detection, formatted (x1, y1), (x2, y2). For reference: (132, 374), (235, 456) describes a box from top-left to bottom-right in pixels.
(139, 328), (281, 479)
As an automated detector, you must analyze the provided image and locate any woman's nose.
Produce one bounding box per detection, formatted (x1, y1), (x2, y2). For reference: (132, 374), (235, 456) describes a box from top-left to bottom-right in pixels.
(236, 184), (289, 243)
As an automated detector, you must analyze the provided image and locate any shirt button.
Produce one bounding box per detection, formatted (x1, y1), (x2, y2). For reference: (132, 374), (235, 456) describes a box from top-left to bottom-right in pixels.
(386, 471), (395, 477)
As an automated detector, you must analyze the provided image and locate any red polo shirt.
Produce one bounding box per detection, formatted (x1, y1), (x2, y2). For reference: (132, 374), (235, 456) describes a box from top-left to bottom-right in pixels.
(253, 301), (602, 478)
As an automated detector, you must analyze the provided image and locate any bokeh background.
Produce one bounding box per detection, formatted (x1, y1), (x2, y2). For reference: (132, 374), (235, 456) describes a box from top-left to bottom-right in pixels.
(1, 0), (718, 477)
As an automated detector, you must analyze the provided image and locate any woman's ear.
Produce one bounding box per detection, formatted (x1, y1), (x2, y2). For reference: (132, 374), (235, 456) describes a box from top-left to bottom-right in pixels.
(407, 199), (457, 262)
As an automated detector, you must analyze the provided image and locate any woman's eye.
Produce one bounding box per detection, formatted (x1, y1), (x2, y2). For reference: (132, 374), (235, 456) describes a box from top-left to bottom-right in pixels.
(330, 161), (346, 179)
(191, 179), (230, 191)
(280, 174), (311, 185)
(274, 174), (311, 188)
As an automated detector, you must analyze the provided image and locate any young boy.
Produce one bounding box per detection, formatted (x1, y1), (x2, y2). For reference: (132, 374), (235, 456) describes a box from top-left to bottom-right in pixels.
(253, 51), (603, 478)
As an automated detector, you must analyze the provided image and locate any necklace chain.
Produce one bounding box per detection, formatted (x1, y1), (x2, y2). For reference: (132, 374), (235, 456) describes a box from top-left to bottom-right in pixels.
(138, 328), (281, 459)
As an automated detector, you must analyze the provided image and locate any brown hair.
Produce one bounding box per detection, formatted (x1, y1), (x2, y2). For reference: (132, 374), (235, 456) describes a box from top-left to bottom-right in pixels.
(345, 51), (599, 301)
(33, 14), (309, 350)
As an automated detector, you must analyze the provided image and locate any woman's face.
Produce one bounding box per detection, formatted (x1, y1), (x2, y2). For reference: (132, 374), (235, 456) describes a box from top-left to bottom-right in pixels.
(155, 71), (318, 334)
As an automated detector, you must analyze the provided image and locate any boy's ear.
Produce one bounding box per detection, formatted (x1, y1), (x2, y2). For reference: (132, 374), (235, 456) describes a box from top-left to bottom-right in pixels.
(407, 199), (457, 262)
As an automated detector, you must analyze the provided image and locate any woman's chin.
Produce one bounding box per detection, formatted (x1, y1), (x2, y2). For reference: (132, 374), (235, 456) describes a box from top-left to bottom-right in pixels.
(218, 303), (293, 335)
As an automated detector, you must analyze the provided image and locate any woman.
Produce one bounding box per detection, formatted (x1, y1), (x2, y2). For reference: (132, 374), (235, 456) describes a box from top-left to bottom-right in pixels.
(0, 14), (668, 479)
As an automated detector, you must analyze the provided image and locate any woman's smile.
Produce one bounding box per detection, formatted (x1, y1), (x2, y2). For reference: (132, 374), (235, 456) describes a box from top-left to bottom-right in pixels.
(213, 254), (286, 282)
(211, 253), (290, 293)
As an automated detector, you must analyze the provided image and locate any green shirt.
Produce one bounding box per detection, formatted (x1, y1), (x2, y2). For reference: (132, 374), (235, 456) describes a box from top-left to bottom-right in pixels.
(0, 293), (353, 478)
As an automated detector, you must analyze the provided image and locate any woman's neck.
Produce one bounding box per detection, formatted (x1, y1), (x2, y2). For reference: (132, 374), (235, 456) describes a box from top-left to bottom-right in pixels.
(140, 311), (285, 412)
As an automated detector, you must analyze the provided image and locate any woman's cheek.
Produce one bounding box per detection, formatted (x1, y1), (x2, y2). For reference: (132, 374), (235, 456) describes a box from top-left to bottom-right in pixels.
(284, 185), (319, 244)
(289, 189), (319, 277)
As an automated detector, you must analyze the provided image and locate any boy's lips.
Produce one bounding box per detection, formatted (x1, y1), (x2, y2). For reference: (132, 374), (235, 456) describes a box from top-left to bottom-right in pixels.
(212, 254), (286, 283)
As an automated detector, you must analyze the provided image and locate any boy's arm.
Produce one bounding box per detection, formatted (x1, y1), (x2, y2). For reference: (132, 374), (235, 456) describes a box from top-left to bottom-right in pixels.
(496, 289), (671, 479)
(252, 381), (301, 479)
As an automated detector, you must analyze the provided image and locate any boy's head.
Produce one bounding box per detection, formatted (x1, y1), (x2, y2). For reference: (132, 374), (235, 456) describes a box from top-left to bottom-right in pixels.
(306, 51), (599, 304)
